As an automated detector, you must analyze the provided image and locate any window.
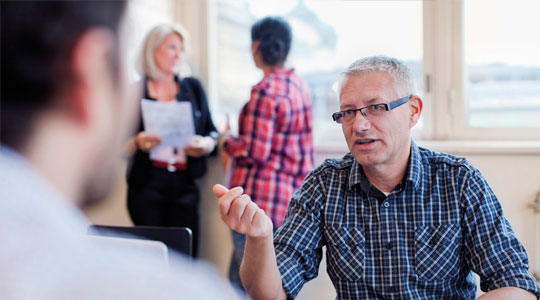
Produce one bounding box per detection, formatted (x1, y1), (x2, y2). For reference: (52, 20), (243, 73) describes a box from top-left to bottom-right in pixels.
(464, 0), (540, 128)
(214, 0), (423, 144)
(210, 0), (540, 144)
(124, 0), (174, 82)
(423, 0), (540, 141)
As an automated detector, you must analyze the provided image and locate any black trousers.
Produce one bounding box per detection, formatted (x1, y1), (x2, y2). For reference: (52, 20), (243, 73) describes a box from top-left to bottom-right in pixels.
(127, 167), (200, 257)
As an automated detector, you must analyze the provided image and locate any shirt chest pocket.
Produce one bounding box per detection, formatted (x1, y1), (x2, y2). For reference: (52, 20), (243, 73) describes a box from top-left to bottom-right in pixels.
(415, 223), (462, 281)
(325, 226), (365, 282)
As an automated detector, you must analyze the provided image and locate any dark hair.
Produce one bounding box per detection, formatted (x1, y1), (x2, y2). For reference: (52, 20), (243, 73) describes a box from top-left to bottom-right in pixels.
(0, 0), (126, 150)
(251, 17), (292, 66)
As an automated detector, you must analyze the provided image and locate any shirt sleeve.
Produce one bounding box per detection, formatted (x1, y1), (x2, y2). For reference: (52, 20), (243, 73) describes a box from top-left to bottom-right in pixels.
(461, 169), (540, 298)
(224, 86), (275, 165)
(186, 77), (219, 156)
(273, 166), (327, 299)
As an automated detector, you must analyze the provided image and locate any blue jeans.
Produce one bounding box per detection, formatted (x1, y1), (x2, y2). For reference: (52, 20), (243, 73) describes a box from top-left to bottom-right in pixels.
(229, 228), (277, 299)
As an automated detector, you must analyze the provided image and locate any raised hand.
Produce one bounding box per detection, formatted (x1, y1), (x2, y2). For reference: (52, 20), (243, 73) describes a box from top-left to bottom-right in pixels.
(213, 184), (273, 238)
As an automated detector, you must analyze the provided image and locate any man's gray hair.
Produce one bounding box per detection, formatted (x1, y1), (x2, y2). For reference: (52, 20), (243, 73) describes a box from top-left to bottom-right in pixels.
(339, 55), (417, 96)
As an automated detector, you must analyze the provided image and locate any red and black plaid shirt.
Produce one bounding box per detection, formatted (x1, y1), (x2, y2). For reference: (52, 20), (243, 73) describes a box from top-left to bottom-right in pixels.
(224, 68), (314, 227)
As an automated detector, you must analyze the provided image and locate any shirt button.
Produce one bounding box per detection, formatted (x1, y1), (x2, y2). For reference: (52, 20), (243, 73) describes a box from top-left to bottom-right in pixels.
(388, 286), (395, 292)
(386, 242), (393, 250)
(383, 202), (390, 208)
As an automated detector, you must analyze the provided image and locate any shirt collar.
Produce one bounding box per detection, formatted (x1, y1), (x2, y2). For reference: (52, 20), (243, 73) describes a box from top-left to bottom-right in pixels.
(349, 158), (365, 190)
(348, 140), (422, 195)
(263, 67), (294, 77)
(405, 140), (422, 190)
(349, 159), (386, 198)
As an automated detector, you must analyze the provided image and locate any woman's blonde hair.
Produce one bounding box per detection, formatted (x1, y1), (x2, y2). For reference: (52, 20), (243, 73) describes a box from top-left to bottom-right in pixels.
(141, 23), (191, 80)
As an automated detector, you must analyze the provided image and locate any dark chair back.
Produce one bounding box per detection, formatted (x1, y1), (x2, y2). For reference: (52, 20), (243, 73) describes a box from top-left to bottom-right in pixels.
(88, 225), (192, 257)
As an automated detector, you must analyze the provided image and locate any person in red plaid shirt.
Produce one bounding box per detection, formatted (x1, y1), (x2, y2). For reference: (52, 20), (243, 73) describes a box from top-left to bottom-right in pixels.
(222, 17), (314, 297)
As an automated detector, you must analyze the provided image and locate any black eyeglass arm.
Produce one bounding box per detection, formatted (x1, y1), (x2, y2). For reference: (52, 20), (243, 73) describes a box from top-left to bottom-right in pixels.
(387, 95), (412, 110)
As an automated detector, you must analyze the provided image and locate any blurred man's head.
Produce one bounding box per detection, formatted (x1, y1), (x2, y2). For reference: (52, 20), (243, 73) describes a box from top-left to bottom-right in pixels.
(1, 1), (132, 206)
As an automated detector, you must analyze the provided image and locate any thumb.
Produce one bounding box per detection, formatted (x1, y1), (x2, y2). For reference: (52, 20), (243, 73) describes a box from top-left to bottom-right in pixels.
(213, 184), (229, 198)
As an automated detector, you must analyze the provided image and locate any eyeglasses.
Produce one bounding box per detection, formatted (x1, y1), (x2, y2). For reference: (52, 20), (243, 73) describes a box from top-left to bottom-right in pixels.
(332, 94), (412, 124)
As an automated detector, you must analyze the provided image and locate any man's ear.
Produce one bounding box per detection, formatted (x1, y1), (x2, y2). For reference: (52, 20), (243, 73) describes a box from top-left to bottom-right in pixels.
(408, 95), (423, 128)
(66, 29), (114, 127)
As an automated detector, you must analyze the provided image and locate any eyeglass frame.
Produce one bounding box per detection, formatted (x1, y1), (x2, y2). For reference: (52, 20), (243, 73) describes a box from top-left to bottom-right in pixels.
(332, 94), (413, 124)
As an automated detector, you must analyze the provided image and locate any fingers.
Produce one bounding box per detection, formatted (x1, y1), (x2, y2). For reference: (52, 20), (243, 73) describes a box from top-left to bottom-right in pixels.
(189, 135), (203, 146)
(143, 132), (161, 143)
(216, 186), (243, 217)
(137, 132), (160, 142)
(185, 138), (207, 156)
(227, 194), (255, 232)
(184, 146), (205, 157)
(212, 184), (229, 197)
(229, 194), (252, 220)
(241, 201), (259, 225)
(185, 136), (214, 158)
(146, 135), (161, 149)
(136, 132), (162, 151)
(214, 185), (263, 233)
(248, 209), (270, 236)
(148, 135), (162, 144)
(214, 185), (273, 237)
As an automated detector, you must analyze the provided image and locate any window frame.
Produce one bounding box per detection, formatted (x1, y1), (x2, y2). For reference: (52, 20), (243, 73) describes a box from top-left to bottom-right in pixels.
(425, 0), (540, 141)
(188, 0), (540, 147)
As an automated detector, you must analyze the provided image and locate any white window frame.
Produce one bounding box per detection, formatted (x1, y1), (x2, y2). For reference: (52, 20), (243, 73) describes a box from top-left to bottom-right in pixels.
(424, 0), (540, 141)
(179, 0), (540, 151)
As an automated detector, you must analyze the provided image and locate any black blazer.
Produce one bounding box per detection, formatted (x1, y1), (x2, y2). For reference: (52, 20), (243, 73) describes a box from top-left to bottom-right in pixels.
(127, 76), (218, 185)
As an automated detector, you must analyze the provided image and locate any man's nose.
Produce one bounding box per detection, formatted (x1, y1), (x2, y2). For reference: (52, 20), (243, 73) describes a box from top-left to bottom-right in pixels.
(352, 112), (371, 132)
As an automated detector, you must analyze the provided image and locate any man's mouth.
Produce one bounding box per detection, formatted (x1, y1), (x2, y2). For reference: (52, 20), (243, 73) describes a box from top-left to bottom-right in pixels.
(355, 139), (376, 145)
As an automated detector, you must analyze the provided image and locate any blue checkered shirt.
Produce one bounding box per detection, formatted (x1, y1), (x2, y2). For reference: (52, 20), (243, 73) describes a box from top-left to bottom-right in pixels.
(274, 141), (540, 299)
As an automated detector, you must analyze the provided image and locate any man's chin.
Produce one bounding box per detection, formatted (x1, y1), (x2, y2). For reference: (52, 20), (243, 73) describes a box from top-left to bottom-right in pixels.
(351, 151), (382, 167)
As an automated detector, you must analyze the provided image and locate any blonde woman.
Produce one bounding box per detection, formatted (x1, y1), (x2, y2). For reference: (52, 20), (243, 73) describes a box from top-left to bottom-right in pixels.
(126, 24), (218, 258)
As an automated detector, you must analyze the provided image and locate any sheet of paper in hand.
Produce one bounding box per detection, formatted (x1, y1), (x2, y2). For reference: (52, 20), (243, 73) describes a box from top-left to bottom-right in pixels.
(141, 99), (195, 149)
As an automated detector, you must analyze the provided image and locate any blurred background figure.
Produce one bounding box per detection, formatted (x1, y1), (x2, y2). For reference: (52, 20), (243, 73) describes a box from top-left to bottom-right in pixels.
(125, 23), (219, 258)
(0, 1), (236, 299)
(221, 16), (315, 296)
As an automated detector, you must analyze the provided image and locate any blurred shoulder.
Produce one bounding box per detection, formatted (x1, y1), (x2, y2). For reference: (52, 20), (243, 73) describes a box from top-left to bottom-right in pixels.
(182, 77), (203, 90)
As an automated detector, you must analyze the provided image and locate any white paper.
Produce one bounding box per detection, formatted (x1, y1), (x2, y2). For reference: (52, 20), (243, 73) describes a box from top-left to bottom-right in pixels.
(140, 99), (195, 150)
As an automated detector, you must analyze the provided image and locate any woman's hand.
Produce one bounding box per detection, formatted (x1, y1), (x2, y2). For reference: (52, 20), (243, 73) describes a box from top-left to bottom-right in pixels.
(185, 135), (215, 157)
(135, 132), (162, 152)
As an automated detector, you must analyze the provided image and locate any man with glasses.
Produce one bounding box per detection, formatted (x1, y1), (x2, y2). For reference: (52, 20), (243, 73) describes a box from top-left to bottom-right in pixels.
(214, 55), (540, 299)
